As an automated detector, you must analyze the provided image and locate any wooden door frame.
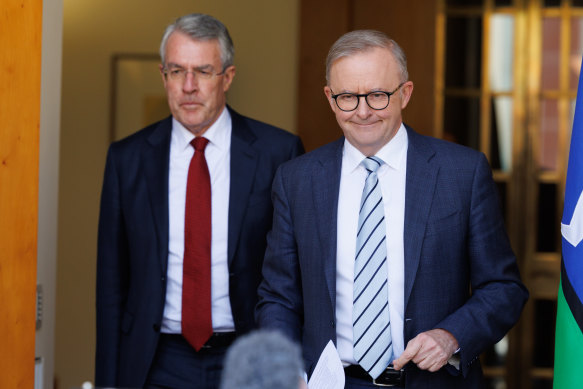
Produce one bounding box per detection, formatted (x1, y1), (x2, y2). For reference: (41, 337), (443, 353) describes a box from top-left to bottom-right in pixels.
(0, 1), (42, 388)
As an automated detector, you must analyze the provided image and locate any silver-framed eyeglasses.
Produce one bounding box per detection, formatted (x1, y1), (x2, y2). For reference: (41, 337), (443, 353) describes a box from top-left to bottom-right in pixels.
(163, 65), (225, 82)
(330, 82), (406, 112)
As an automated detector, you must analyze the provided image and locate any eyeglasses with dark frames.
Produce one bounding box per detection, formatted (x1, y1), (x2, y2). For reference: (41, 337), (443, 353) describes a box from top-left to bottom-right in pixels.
(330, 82), (406, 112)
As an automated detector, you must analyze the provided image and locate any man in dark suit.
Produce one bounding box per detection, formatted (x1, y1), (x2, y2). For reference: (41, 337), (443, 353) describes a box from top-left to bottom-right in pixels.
(256, 30), (528, 388)
(95, 13), (303, 389)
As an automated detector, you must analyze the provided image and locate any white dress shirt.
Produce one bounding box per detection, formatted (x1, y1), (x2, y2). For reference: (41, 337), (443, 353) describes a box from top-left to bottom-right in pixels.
(336, 123), (408, 365)
(162, 107), (234, 333)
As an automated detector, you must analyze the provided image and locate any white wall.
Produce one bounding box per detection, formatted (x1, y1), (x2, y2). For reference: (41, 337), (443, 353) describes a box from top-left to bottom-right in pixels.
(36, 0), (63, 388)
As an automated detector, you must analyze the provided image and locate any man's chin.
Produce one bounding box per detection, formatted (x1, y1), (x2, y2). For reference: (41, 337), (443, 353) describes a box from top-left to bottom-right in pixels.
(181, 118), (212, 136)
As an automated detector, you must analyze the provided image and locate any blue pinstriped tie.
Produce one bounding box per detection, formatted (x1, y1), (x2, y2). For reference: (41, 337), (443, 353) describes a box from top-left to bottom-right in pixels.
(353, 156), (392, 379)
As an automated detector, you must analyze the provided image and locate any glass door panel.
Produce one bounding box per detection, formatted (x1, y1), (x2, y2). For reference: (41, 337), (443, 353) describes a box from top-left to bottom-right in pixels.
(536, 183), (559, 252)
(539, 99), (560, 171)
(570, 16), (583, 89)
(444, 96), (481, 148)
(532, 300), (556, 368)
(491, 97), (514, 171)
(489, 14), (515, 92)
(542, 17), (561, 90)
(446, 16), (483, 88)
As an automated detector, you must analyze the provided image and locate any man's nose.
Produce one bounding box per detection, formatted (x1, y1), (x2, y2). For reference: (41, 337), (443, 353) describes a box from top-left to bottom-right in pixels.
(355, 96), (372, 118)
(182, 71), (199, 92)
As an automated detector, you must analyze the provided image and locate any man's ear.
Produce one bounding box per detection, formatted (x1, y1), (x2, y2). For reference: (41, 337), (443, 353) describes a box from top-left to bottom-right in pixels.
(399, 81), (414, 110)
(324, 86), (337, 112)
(159, 64), (168, 88)
(222, 65), (236, 92)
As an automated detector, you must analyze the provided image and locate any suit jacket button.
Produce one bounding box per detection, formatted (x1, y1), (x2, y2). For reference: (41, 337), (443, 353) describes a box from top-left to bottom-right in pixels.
(153, 323), (161, 332)
(330, 321), (335, 328)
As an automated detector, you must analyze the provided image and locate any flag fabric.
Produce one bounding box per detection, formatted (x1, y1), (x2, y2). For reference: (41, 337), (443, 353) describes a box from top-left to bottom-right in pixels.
(554, 59), (583, 388)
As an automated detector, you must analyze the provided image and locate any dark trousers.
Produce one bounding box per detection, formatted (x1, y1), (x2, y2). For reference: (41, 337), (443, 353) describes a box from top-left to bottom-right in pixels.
(144, 334), (228, 389)
(345, 376), (392, 388)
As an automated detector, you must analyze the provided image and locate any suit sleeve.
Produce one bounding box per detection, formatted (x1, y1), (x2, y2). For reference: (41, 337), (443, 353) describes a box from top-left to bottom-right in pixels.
(436, 153), (528, 376)
(95, 146), (129, 387)
(256, 165), (304, 343)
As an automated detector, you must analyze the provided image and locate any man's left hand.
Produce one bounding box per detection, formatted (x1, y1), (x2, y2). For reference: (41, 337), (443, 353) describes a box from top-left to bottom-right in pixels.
(392, 329), (459, 372)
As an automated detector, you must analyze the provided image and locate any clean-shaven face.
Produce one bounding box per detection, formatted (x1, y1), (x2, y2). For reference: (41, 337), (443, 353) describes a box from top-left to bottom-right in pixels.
(324, 47), (413, 156)
(160, 31), (235, 136)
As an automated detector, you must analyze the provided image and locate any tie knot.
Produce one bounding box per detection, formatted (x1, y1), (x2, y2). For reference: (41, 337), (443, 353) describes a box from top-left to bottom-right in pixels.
(362, 156), (383, 173)
(191, 137), (209, 152)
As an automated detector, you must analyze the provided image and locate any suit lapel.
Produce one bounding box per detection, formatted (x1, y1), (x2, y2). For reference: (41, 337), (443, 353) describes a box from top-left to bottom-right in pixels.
(227, 108), (259, 265)
(312, 139), (344, 308)
(143, 117), (172, 275)
(403, 127), (439, 309)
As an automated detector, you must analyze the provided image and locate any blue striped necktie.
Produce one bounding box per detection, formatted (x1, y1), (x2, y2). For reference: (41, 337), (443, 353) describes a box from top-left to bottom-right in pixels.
(353, 156), (393, 379)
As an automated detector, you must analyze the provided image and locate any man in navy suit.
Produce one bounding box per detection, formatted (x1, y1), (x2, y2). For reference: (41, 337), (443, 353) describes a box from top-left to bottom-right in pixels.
(96, 13), (303, 389)
(256, 30), (527, 388)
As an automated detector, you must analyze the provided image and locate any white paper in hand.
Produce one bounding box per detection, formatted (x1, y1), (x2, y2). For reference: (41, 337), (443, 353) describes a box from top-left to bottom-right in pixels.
(308, 340), (345, 389)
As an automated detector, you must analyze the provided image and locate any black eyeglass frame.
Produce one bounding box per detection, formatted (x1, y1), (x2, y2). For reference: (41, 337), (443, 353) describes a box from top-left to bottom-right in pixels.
(330, 81), (406, 112)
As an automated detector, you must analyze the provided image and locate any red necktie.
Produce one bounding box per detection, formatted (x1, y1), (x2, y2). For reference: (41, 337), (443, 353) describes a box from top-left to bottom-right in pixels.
(182, 136), (212, 351)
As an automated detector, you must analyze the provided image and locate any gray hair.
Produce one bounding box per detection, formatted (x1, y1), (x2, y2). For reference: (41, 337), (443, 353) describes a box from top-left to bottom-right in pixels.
(159, 13), (234, 70)
(220, 330), (304, 389)
(325, 30), (408, 84)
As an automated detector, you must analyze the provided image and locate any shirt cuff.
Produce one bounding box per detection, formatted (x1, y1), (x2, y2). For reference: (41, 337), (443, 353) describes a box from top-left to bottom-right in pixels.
(447, 348), (461, 370)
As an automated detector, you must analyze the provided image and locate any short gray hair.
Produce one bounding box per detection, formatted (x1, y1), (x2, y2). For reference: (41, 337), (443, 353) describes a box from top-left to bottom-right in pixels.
(159, 13), (234, 70)
(220, 330), (304, 389)
(325, 30), (408, 84)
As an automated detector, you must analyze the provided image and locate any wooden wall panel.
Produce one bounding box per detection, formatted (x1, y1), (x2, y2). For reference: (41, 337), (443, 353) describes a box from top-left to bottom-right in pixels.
(297, 0), (351, 151)
(352, 0), (437, 137)
(0, 0), (42, 388)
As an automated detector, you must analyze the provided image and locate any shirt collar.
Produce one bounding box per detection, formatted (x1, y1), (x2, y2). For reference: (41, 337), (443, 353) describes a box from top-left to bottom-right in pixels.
(343, 123), (408, 172)
(171, 106), (231, 152)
